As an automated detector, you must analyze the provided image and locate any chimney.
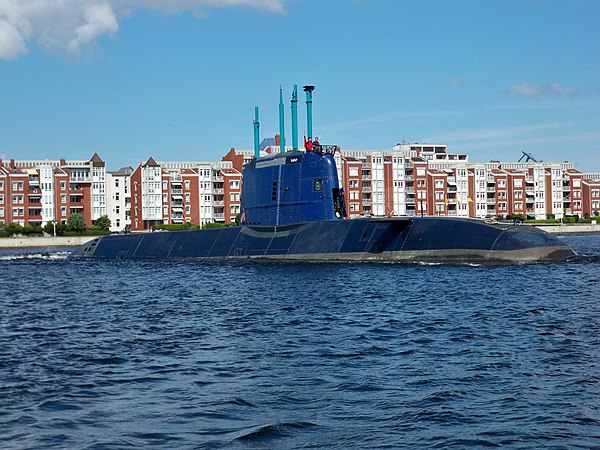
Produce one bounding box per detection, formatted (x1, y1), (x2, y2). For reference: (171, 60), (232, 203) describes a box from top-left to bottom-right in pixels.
(10, 159), (15, 169)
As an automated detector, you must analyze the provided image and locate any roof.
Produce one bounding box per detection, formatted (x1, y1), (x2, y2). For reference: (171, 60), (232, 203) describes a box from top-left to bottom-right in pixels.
(143, 157), (159, 167)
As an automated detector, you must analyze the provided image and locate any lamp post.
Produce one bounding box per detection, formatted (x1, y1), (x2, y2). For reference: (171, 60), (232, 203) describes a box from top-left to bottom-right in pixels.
(52, 221), (57, 237)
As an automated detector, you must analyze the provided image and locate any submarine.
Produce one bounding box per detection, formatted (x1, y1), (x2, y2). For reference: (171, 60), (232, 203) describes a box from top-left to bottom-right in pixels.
(70, 85), (575, 265)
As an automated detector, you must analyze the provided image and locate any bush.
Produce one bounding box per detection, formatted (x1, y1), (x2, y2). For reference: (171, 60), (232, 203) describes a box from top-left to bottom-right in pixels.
(43, 221), (66, 236)
(155, 222), (201, 231)
(22, 225), (43, 235)
(4, 222), (23, 236)
(202, 222), (233, 229)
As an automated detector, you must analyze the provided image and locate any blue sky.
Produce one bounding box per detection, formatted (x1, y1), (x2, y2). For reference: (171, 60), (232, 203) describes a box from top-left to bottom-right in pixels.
(1, 0), (599, 171)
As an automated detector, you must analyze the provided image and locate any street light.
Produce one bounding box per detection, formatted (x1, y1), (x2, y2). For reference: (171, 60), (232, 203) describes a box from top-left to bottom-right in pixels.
(52, 221), (56, 237)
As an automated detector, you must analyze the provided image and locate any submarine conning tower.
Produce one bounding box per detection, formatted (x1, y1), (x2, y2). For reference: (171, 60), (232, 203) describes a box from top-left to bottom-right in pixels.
(240, 85), (346, 226)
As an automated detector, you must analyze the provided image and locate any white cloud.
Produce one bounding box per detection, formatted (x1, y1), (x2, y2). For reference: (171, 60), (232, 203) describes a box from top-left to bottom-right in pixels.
(508, 83), (578, 99)
(0, 0), (286, 60)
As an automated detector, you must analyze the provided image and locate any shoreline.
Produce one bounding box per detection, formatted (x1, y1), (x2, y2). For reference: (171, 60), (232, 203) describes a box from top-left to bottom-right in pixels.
(531, 224), (599, 233)
(0, 236), (97, 248)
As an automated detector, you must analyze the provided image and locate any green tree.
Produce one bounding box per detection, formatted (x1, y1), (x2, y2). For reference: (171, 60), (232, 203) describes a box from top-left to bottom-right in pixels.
(43, 221), (66, 236)
(67, 213), (86, 233)
(5, 222), (23, 236)
(95, 215), (111, 232)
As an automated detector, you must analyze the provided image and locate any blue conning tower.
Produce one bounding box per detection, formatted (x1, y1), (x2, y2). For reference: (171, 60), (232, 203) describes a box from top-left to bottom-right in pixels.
(241, 150), (345, 226)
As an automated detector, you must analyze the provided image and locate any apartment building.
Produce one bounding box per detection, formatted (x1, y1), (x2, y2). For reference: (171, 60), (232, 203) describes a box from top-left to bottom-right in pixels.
(0, 154), (106, 227)
(2, 143), (599, 231)
(106, 167), (132, 233)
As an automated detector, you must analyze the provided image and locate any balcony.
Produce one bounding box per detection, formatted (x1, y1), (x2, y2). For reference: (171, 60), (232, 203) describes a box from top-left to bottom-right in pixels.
(361, 186), (372, 193)
(171, 188), (183, 195)
(362, 163), (371, 169)
(362, 174), (371, 181)
(486, 186), (496, 192)
(213, 213), (225, 220)
(213, 201), (224, 207)
(212, 175), (224, 182)
(404, 175), (414, 181)
(70, 175), (91, 183)
(212, 188), (224, 195)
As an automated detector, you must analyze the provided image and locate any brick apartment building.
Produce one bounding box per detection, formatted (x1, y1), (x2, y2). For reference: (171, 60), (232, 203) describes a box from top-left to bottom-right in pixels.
(0, 153), (106, 227)
(2, 142), (599, 232)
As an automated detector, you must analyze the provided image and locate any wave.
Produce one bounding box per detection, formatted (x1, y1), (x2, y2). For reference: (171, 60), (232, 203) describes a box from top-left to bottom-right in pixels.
(0, 251), (70, 261)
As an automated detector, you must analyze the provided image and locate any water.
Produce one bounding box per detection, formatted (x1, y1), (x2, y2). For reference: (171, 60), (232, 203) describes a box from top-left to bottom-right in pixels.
(1, 234), (600, 449)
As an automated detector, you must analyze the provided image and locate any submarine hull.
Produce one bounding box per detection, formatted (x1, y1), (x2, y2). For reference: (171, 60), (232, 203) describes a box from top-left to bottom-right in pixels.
(70, 217), (575, 265)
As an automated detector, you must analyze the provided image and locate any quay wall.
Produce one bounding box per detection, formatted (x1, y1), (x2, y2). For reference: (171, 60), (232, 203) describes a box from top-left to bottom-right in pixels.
(534, 224), (599, 234)
(0, 236), (97, 248)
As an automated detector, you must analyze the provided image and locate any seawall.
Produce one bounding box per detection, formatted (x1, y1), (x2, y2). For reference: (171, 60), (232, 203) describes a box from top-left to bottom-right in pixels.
(534, 223), (599, 233)
(0, 236), (97, 248)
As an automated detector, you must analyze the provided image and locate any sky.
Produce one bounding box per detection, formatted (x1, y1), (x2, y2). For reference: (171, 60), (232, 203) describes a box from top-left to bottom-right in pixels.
(1, 0), (599, 171)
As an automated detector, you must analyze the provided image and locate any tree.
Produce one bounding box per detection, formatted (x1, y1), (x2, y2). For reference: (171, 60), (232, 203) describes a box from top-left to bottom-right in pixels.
(94, 215), (111, 232)
(67, 213), (86, 233)
(4, 222), (23, 236)
(44, 221), (66, 236)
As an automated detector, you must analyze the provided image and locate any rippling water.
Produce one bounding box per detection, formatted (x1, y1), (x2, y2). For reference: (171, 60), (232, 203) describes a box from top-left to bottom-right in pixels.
(1, 234), (600, 449)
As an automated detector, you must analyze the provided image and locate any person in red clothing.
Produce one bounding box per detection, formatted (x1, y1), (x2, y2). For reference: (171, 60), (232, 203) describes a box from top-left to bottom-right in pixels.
(304, 135), (313, 151)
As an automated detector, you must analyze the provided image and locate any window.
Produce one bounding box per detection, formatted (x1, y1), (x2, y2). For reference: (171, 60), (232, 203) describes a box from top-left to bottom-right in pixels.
(229, 180), (239, 189)
(417, 191), (426, 199)
(350, 203), (359, 212)
(514, 202), (523, 210)
(61, 206), (66, 216)
(186, 193), (191, 202)
(0, 195), (3, 203)
(349, 180), (359, 188)
(61, 194), (66, 203)
(515, 191), (523, 199)
(0, 207), (3, 216)
(230, 193), (239, 202)
(435, 204), (445, 212)
(435, 180), (444, 189)
(60, 181), (66, 190)
(12, 181), (24, 191)
(498, 179), (506, 188)
(435, 192), (444, 200)
(513, 179), (523, 188)
(186, 205), (191, 214)
(573, 179), (581, 188)
(416, 168), (426, 176)
(349, 168), (359, 177)
(350, 191), (359, 200)
(115, 179), (119, 188)
(184, 180), (190, 189)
